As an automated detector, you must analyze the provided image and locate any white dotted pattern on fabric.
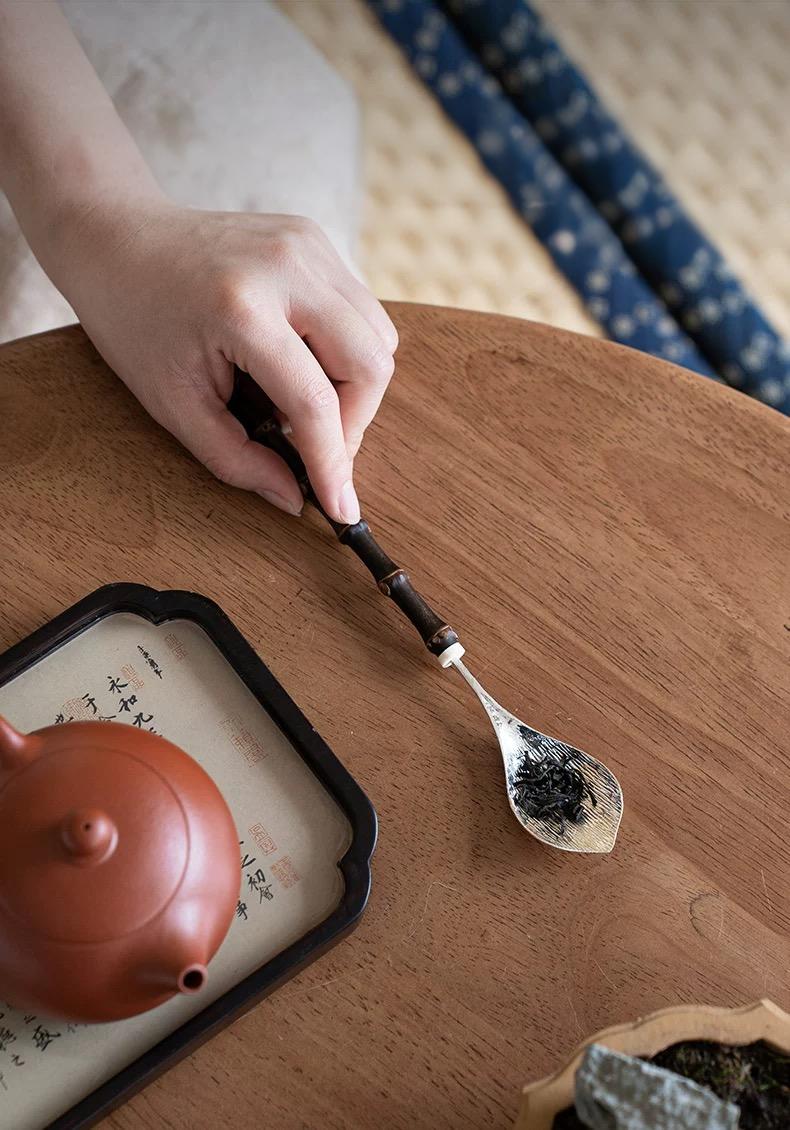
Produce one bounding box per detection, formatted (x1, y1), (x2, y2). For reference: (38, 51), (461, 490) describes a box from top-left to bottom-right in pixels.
(279, 0), (599, 335)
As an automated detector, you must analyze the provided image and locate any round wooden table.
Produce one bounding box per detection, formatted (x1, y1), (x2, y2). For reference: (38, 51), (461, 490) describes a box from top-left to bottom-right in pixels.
(1, 304), (788, 1129)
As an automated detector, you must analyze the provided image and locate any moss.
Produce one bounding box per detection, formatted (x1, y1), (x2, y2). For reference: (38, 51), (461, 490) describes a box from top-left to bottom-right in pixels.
(551, 1040), (790, 1129)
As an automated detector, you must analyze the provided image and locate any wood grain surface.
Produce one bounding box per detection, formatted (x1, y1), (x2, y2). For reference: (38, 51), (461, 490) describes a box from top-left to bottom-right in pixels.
(0, 304), (788, 1129)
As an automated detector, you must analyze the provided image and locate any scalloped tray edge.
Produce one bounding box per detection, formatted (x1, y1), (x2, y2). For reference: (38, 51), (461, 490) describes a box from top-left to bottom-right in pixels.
(515, 998), (790, 1129)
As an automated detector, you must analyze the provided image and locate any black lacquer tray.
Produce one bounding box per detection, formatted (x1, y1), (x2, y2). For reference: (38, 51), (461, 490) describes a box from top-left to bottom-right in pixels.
(0, 583), (376, 1130)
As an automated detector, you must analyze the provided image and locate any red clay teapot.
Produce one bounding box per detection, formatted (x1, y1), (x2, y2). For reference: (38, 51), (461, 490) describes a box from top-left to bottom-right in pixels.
(0, 715), (239, 1023)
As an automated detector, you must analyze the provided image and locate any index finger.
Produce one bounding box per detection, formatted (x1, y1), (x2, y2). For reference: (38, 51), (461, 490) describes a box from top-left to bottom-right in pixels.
(246, 327), (360, 525)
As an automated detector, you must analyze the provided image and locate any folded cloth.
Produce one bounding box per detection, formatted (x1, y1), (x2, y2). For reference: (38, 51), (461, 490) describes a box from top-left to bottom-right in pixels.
(370, 0), (790, 412)
(444, 0), (790, 412)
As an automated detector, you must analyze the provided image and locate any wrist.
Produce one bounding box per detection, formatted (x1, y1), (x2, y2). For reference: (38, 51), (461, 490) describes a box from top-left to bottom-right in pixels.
(6, 130), (167, 287)
(37, 182), (171, 301)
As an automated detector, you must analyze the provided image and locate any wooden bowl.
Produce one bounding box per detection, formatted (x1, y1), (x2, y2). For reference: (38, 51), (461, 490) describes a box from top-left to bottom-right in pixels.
(515, 999), (790, 1129)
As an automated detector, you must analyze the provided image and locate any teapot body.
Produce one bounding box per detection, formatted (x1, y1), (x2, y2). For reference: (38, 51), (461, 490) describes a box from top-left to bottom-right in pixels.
(0, 717), (239, 1022)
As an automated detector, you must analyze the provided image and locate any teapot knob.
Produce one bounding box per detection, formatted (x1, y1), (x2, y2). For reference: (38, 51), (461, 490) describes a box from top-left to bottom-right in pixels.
(60, 809), (118, 864)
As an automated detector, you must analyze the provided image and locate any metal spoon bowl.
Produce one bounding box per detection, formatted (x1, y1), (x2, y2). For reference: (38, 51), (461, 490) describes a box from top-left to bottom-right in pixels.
(452, 658), (623, 852)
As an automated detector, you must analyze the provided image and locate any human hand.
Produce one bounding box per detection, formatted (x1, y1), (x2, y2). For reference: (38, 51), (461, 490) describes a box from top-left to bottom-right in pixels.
(56, 199), (398, 520)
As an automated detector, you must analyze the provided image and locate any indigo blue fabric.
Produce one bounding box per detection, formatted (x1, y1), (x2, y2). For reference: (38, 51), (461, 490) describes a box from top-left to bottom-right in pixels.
(368, 0), (790, 412)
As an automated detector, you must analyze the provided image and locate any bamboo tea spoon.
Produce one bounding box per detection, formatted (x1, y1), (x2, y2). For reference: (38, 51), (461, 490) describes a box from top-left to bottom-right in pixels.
(229, 370), (623, 853)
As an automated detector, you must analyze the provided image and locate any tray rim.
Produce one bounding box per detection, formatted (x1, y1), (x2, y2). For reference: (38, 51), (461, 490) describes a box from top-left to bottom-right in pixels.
(0, 582), (377, 1130)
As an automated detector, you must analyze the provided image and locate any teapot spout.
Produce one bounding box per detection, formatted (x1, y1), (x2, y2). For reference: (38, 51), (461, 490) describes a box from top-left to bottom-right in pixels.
(176, 963), (208, 995)
(0, 716), (41, 771)
(138, 949), (209, 996)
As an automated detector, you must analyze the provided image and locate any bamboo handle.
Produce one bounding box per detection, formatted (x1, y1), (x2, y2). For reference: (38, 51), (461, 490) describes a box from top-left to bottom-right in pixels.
(228, 368), (462, 662)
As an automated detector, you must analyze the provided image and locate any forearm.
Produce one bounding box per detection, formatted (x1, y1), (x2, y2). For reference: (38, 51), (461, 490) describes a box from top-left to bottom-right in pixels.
(0, 0), (163, 287)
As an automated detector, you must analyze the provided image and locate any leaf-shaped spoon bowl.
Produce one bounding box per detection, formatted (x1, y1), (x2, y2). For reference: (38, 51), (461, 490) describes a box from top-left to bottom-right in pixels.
(453, 659), (623, 852)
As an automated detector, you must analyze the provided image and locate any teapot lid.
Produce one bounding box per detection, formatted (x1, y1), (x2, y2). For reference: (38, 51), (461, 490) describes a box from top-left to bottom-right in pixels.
(0, 743), (189, 944)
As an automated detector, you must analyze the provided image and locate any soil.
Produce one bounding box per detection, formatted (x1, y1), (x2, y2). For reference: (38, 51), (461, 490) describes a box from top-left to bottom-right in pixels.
(551, 1040), (790, 1129)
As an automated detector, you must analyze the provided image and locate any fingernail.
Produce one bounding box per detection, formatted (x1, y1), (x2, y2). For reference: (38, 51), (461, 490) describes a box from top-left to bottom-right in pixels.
(259, 489), (302, 516)
(338, 480), (360, 525)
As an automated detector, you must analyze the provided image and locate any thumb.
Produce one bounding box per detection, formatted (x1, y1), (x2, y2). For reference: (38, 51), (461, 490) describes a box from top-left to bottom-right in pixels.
(167, 391), (304, 515)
